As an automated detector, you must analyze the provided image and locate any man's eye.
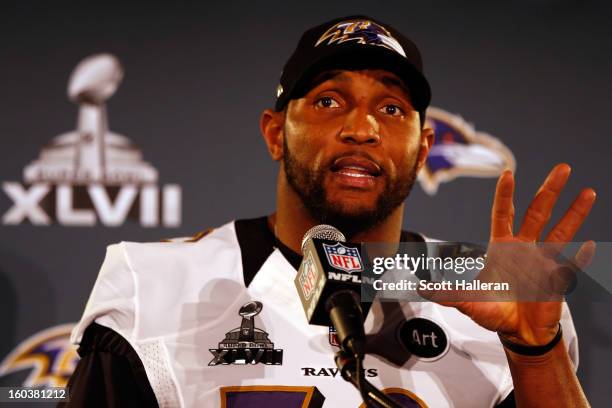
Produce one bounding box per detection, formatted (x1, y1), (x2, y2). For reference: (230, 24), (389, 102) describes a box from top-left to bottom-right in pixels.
(380, 104), (404, 117)
(315, 96), (340, 109)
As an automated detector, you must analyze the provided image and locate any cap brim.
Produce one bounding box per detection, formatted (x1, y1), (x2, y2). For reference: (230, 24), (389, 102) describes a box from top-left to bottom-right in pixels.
(276, 45), (431, 112)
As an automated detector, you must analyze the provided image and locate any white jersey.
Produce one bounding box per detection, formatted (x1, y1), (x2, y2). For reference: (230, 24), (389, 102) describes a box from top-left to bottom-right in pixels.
(72, 219), (579, 408)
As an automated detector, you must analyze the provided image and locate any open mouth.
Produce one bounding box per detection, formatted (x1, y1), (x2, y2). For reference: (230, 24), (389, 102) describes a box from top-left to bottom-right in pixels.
(331, 156), (381, 177)
(330, 156), (381, 187)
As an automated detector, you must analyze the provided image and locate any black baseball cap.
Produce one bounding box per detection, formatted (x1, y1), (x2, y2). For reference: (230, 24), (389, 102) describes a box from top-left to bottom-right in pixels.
(275, 15), (431, 117)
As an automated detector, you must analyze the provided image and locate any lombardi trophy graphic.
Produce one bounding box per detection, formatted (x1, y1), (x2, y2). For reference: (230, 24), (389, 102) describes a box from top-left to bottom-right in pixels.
(24, 54), (157, 185)
(208, 301), (283, 365)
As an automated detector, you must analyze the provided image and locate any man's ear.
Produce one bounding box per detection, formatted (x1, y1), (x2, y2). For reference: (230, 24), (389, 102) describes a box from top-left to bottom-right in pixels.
(416, 126), (434, 172)
(260, 109), (284, 161)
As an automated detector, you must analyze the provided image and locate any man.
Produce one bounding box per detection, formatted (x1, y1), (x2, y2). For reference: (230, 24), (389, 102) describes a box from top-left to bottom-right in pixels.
(65, 15), (596, 407)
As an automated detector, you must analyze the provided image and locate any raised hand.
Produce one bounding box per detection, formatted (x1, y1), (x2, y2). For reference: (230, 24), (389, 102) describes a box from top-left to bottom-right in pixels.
(427, 164), (596, 346)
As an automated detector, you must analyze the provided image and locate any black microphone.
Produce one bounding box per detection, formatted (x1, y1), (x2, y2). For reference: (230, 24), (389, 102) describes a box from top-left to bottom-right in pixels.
(294, 224), (372, 331)
(326, 290), (366, 356)
(296, 226), (401, 408)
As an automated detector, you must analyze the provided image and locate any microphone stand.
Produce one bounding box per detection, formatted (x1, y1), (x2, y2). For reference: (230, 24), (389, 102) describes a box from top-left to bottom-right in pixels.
(326, 290), (402, 408)
(335, 349), (402, 408)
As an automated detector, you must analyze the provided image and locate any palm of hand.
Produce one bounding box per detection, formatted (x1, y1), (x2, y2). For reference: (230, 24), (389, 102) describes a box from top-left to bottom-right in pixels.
(430, 164), (596, 345)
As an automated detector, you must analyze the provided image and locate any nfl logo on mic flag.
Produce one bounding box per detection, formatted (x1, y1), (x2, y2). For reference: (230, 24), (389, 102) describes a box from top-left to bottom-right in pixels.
(299, 252), (318, 300)
(323, 242), (363, 273)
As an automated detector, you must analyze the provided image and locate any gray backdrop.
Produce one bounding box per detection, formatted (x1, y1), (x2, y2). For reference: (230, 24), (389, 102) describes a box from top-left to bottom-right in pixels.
(1, 0), (610, 406)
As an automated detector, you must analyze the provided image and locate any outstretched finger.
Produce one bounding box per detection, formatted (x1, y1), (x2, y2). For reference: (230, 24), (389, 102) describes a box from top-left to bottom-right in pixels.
(574, 240), (597, 270)
(545, 188), (596, 244)
(517, 164), (571, 242)
(548, 241), (596, 296)
(490, 170), (515, 240)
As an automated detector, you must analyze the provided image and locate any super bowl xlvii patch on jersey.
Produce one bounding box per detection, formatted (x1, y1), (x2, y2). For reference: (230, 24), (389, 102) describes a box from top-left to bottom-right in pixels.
(208, 301), (283, 366)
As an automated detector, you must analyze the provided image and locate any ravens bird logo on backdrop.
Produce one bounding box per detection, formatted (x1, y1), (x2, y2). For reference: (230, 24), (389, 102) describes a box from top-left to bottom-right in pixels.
(419, 107), (516, 195)
(0, 324), (78, 387)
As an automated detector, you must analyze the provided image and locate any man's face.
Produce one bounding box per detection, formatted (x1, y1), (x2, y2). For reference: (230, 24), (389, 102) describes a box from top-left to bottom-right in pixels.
(281, 69), (426, 235)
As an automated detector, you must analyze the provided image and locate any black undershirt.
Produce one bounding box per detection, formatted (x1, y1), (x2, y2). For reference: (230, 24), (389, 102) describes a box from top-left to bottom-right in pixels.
(63, 216), (516, 407)
(234, 216), (427, 285)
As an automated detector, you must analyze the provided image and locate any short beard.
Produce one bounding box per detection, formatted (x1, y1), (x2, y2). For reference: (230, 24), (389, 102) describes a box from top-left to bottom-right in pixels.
(283, 137), (419, 238)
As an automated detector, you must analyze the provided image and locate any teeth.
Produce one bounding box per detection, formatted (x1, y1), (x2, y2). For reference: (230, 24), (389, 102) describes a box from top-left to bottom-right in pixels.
(338, 169), (371, 178)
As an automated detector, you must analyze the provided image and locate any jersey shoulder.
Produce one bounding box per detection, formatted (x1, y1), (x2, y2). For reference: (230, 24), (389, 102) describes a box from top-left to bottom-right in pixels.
(72, 220), (245, 344)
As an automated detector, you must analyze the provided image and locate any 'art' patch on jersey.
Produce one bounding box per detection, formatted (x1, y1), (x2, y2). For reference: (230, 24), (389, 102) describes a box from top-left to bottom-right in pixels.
(0, 324), (79, 387)
(419, 107), (516, 195)
(323, 242), (363, 273)
(397, 318), (450, 361)
(209, 301), (283, 366)
(315, 19), (406, 58)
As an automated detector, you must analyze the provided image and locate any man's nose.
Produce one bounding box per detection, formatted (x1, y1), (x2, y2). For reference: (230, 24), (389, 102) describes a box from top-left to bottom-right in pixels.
(339, 107), (381, 146)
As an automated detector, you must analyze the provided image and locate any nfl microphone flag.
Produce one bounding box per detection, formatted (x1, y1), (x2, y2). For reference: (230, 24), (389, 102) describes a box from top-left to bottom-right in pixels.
(295, 237), (372, 326)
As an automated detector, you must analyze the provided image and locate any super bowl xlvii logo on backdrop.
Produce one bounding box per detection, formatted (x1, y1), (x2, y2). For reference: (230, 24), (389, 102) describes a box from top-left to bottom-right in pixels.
(1, 54), (182, 227)
(209, 301), (283, 366)
(418, 107), (516, 195)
